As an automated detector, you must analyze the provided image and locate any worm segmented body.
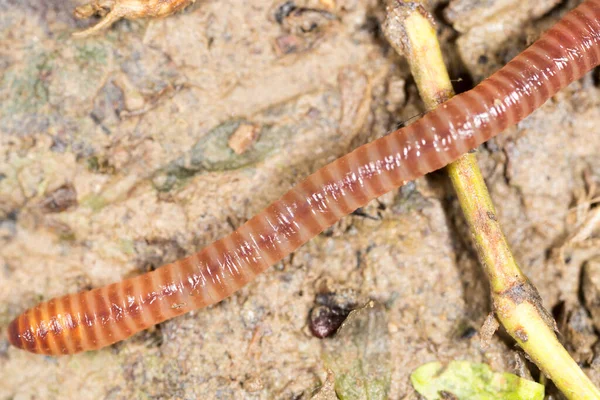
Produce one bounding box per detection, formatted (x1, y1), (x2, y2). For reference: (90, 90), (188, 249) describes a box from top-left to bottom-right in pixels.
(8, 0), (600, 355)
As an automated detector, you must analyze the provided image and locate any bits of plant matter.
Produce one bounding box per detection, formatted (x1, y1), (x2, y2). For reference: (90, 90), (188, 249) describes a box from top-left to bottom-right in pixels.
(73, 0), (197, 37)
(227, 123), (261, 155)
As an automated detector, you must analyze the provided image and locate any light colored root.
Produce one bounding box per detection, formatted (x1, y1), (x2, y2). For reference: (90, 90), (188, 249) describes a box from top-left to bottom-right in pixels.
(72, 0), (196, 38)
(73, 8), (125, 38)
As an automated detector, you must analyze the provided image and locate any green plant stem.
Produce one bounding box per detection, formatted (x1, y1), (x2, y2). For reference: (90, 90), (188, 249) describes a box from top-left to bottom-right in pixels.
(382, 2), (600, 398)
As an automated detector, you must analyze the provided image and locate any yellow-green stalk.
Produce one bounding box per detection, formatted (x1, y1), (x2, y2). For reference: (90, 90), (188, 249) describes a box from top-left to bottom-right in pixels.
(382, 2), (600, 398)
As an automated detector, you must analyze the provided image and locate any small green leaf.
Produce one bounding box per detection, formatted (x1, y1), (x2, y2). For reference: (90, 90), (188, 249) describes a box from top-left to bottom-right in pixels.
(410, 361), (544, 400)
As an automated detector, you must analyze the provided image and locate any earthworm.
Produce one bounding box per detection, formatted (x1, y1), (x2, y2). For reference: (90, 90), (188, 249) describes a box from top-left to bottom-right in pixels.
(8, 0), (600, 355)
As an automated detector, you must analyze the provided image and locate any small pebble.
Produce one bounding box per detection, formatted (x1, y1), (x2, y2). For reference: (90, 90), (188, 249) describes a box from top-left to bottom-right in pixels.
(228, 123), (261, 155)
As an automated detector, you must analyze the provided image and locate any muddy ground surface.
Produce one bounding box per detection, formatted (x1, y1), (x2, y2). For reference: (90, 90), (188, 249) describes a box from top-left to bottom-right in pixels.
(1, 0), (600, 399)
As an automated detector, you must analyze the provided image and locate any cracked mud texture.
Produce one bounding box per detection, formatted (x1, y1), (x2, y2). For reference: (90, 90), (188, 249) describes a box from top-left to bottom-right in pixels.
(1, 0), (600, 398)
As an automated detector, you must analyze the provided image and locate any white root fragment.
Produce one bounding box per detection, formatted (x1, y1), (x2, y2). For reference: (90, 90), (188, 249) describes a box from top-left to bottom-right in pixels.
(73, 0), (196, 38)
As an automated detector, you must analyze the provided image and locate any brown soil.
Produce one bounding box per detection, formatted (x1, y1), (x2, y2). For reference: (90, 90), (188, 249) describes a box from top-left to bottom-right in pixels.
(1, 0), (599, 399)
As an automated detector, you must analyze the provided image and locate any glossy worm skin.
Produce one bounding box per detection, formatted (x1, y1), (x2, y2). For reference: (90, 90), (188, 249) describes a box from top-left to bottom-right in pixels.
(8, 0), (600, 355)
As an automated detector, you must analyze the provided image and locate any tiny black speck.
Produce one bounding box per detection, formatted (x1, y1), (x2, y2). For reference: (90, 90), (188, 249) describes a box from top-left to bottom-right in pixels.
(274, 1), (296, 24)
(460, 326), (477, 339)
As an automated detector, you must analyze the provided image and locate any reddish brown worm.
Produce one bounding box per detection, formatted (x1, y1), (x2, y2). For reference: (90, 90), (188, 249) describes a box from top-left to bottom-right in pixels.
(8, 0), (600, 355)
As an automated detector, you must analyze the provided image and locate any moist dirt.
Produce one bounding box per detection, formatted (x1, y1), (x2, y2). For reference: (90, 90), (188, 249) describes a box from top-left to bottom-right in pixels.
(1, 0), (600, 398)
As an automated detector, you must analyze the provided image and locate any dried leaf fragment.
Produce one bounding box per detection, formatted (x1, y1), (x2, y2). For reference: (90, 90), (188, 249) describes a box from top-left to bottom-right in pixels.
(73, 0), (196, 37)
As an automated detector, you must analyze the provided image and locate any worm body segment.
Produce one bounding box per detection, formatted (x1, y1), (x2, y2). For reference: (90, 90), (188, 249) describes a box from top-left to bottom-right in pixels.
(8, 0), (600, 354)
